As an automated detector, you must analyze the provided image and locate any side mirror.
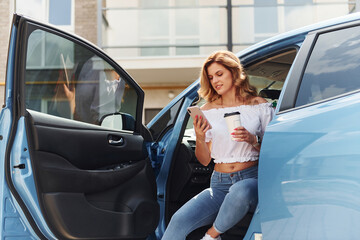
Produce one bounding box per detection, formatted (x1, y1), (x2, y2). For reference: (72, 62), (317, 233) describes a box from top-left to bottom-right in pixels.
(100, 112), (135, 131)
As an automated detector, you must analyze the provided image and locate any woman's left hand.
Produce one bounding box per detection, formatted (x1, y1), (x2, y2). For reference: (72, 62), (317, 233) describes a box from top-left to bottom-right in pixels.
(231, 127), (255, 144)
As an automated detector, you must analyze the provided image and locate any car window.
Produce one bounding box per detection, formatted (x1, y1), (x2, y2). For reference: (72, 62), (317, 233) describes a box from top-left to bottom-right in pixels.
(295, 25), (360, 107)
(24, 29), (138, 131)
(246, 49), (297, 108)
(149, 98), (184, 141)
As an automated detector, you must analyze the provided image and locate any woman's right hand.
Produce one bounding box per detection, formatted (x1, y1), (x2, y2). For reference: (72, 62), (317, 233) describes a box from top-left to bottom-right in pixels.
(193, 115), (210, 142)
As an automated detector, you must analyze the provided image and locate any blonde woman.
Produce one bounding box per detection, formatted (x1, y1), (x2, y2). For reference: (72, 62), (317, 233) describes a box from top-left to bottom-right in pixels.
(162, 51), (274, 240)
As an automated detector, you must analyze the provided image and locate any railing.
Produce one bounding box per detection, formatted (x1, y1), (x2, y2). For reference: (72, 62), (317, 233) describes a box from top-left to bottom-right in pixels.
(99, 0), (353, 57)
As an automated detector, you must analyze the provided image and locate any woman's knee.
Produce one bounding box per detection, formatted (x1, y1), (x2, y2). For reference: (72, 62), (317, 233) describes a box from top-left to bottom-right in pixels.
(163, 211), (191, 239)
(228, 179), (258, 202)
(168, 210), (188, 229)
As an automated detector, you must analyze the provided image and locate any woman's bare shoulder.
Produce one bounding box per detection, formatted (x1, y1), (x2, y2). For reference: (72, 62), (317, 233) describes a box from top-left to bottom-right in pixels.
(251, 96), (267, 105)
(200, 101), (220, 110)
(200, 102), (213, 110)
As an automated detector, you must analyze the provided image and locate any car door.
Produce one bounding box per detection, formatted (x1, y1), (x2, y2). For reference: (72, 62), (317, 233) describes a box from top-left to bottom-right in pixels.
(3, 14), (158, 240)
(259, 20), (360, 239)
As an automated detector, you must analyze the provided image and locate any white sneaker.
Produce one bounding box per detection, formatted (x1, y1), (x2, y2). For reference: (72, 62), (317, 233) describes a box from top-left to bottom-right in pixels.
(200, 233), (221, 240)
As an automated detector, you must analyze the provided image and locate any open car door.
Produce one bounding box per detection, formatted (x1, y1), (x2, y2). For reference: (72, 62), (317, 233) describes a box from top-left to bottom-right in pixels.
(3, 14), (159, 239)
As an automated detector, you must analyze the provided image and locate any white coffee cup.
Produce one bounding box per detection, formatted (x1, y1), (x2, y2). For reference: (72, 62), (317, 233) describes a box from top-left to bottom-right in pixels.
(224, 112), (241, 140)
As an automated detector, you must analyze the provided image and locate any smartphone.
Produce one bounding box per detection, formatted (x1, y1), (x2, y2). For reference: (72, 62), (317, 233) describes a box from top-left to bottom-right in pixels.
(187, 106), (212, 129)
(60, 53), (70, 87)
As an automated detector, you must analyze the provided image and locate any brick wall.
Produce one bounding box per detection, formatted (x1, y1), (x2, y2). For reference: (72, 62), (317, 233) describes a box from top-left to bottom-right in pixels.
(75, 0), (98, 45)
(0, 1), (10, 105)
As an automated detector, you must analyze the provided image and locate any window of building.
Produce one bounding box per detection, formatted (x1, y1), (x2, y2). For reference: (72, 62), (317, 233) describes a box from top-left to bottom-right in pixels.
(254, 0), (278, 42)
(139, 0), (199, 56)
(16, 0), (74, 32)
(295, 25), (360, 107)
(49, 0), (72, 26)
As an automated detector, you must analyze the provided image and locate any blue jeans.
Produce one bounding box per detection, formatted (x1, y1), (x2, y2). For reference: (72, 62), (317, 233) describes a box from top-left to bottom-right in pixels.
(162, 165), (258, 240)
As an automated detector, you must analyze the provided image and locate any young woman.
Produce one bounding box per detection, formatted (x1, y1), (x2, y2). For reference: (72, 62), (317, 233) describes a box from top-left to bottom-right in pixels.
(162, 50), (274, 240)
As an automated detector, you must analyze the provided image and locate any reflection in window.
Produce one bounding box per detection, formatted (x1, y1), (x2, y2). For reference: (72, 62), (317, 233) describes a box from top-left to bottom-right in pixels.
(25, 29), (138, 131)
(296, 26), (360, 107)
(27, 30), (74, 68)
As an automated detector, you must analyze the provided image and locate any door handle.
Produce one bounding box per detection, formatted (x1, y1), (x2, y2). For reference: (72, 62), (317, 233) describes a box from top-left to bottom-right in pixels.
(108, 136), (124, 146)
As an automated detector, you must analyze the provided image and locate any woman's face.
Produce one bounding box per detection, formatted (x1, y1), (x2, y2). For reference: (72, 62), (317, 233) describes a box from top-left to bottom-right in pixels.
(207, 62), (234, 96)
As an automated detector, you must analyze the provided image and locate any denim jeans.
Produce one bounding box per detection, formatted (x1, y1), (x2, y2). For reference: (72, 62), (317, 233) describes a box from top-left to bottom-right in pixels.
(161, 165), (258, 240)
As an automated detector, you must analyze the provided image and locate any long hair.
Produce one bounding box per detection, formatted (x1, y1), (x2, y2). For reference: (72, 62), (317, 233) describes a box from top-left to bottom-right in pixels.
(198, 50), (257, 103)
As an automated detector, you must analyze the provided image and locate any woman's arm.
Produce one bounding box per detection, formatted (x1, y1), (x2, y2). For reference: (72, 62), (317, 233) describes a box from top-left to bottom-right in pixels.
(232, 127), (261, 152)
(195, 140), (212, 166)
(232, 97), (270, 151)
(193, 115), (212, 166)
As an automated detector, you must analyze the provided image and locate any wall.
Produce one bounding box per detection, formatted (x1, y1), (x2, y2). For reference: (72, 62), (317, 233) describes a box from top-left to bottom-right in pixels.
(0, 0), (11, 104)
(75, 0), (97, 45)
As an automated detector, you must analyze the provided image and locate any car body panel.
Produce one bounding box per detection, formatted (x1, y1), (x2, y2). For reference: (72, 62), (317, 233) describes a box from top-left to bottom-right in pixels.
(0, 23), (44, 239)
(11, 116), (56, 239)
(259, 15), (360, 239)
(260, 92), (360, 239)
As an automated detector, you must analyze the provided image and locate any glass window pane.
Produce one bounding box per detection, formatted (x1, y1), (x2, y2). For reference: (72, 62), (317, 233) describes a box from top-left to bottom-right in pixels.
(149, 99), (183, 140)
(176, 39), (199, 55)
(49, 0), (72, 25)
(246, 49), (297, 107)
(295, 26), (360, 107)
(140, 0), (168, 8)
(140, 10), (169, 37)
(140, 39), (169, 56)
(254, 7), (278, 35)
(25, 29), (137, 131)
(175, 9), (199, 36)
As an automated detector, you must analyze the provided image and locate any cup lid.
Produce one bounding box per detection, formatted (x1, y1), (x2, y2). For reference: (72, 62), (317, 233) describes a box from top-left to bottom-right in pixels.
(224, 111), (240, 118)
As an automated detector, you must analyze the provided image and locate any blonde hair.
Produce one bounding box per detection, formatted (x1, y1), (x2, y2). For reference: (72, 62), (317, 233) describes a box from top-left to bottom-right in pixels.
(198, 50), (257, 103)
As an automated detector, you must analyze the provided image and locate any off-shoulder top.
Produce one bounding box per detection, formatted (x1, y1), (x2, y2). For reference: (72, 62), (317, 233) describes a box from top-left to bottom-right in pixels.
(203, 102), (274, 164)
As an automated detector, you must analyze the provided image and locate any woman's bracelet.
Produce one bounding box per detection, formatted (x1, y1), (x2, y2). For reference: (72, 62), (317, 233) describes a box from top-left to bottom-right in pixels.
(252, 135), (261, 147)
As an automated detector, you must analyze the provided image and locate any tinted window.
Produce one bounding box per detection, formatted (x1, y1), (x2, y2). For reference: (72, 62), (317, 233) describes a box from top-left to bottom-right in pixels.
(296, 26), (360, 107)
(25, 29), (138, 131)
(149, 99), (183, 140)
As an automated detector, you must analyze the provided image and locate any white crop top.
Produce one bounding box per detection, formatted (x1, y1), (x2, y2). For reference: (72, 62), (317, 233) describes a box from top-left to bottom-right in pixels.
(203, 103), (274, 164)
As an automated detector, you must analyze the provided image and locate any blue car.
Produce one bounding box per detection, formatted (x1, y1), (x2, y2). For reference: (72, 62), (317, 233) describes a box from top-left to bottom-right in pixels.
(1, 12), (360, 240)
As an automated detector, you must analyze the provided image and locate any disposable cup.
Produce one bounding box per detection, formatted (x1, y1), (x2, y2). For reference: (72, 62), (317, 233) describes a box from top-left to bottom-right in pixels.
(224, 112), (241, 140)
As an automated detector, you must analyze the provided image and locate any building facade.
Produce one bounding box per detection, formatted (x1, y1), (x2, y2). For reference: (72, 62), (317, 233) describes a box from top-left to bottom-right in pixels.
(0, 0), (358, 123)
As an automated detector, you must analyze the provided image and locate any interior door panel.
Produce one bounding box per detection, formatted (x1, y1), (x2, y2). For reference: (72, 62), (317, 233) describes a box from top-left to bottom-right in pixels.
(24, 106), (158, 240)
